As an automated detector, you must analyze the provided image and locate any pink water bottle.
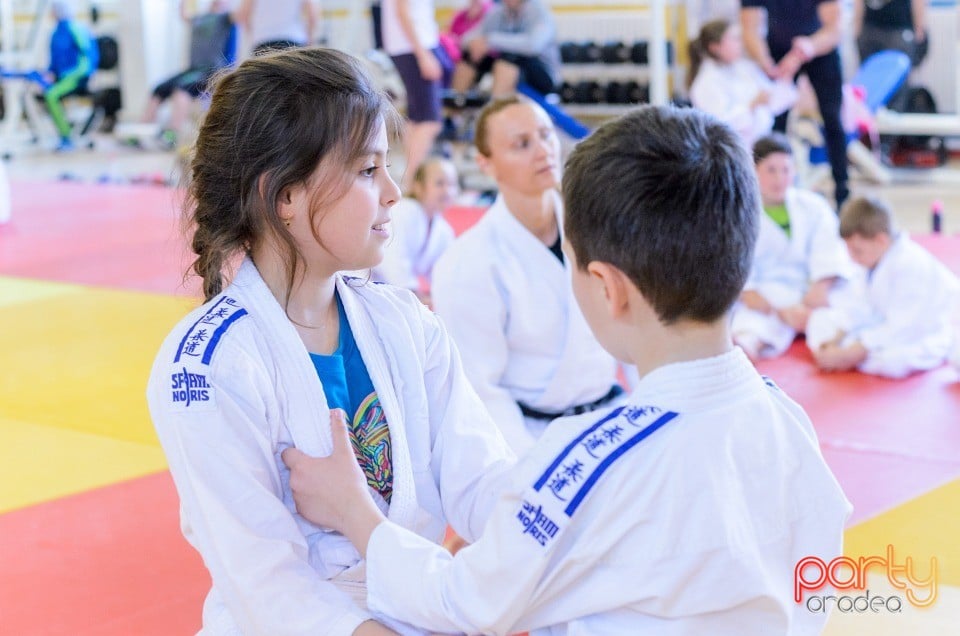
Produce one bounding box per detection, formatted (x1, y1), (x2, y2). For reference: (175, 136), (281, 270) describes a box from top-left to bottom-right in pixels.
(932, 200), (943, 234)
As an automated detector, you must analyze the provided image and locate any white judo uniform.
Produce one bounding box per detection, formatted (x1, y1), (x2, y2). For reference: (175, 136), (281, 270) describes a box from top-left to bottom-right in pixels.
(430, 193), (622, 455)
(732, 188), (851, 356)
(364, 348), (852, 635)
(147, 259), (515, 636)
(373, 197), (455, 292)
(807, 233), (960, 378)
(689, 58), (796, 148)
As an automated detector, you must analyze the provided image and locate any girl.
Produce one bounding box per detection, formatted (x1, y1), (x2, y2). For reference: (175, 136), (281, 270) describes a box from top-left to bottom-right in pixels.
(146, 48), (514, 635)
(373, 157), (458, 304)
(430, 95), (625, 455)
(688, 19), (796, 148)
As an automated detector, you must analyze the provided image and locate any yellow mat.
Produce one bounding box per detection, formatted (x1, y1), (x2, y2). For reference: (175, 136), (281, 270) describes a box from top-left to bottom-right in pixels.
(0, 277), (195, 511)
(823, 477), (960, 633)
(0, 278), (196, 446)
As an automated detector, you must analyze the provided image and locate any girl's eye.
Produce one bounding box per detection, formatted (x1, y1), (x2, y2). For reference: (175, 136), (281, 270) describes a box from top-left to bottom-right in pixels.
(360, 166), (377, 178)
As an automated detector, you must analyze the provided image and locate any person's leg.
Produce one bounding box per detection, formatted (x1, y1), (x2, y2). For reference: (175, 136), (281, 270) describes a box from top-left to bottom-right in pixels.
(490, 58), (520, 97)
(391, 52), (443, 192)
(450, 61), (477, 92)
(144, 72), (182, 123)
(43, 71), (84, 145)
(804, 51), (848, 207)
(501, 53), (557, 96)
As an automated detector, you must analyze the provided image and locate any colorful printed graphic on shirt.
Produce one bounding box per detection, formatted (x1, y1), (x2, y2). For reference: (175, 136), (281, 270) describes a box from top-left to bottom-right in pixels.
(351, 392), (393, 503)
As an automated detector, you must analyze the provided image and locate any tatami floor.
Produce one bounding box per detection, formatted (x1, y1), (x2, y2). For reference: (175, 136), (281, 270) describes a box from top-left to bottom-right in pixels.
(1, 136), (959, 634)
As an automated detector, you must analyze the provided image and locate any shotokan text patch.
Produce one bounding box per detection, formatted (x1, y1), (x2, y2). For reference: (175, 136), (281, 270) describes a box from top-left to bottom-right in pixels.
(169, 296), (247, 409)
(516, 405), (679, 548)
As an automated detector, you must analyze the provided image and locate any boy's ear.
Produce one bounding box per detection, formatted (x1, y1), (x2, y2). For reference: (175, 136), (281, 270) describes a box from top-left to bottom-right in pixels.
(586, 261), (631, 319)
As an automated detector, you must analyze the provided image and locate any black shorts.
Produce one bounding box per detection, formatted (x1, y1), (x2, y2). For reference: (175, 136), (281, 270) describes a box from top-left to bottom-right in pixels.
(391, 50), (443, 123)
(152, 68), (213, 101)
(498, 53), (557, 95)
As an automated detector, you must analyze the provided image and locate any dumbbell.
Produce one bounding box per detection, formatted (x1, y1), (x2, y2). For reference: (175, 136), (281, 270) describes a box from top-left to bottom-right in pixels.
(624, 81), (649, 104)
(559, 81), (577, 103)
(605, 81), (628, 104)
(630, 41), (675, 65)
(581, 41), (602, 64)
(572, 81), (603, 104)
(560, 41), (581, 64)
(601, 41), (630, 64)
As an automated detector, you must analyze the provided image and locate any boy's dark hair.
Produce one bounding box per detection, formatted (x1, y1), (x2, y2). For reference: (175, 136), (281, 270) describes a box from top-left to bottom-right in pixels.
(839, 195), (895, 239)
(752, 132), (793, 164)
(563, 105), (759, 325)
(186, 47), (397, 301)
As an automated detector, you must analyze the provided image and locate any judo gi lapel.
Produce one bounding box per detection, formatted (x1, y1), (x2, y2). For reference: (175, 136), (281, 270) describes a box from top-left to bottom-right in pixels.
(491, 192), (601, 408)
(336, 276), (418, 529)
(231, 259), (334, 459)
(489, 193), (568, 301)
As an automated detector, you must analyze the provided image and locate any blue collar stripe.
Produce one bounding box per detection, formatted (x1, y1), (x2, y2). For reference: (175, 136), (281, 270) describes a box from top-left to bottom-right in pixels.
(175, 296), (233, 363)
(563, 411), (678, 517)
(534, 405), (626, 491)
(201, 308), (248, 365)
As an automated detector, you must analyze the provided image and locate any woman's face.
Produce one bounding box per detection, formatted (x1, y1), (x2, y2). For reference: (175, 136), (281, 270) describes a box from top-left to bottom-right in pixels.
(285, 118), (402, 276)
(479, 102), (561, 196)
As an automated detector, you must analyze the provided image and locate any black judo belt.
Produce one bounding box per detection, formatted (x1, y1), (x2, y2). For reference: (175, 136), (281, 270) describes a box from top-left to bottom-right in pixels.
(517, 385), (624, 421)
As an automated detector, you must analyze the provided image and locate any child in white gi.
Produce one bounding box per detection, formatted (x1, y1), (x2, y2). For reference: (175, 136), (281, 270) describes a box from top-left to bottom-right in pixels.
(373, 157), (457, 304)
(808, 195), (960, 378)
(688, 19), (796, 148)
(282, 105), (852, 635)
(146, 48), (515, 636)
(431, 95), (625, 455)
(732, 133), (851, 359)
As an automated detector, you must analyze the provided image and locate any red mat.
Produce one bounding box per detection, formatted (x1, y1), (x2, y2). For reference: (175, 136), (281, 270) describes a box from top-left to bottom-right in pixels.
(0, 472), (208, 636)
(0, 180), (197, 296)
(756, 344), (960, 524)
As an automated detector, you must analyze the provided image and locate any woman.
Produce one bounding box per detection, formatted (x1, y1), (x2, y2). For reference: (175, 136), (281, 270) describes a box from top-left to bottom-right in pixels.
(431, 95), (626, 455)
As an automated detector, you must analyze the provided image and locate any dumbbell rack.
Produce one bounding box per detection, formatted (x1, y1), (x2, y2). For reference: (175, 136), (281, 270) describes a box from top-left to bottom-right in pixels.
(557, 40), (681, 120)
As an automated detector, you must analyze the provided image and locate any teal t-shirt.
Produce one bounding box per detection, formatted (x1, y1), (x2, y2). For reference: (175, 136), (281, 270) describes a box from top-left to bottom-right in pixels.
(309, 294), (393, 503)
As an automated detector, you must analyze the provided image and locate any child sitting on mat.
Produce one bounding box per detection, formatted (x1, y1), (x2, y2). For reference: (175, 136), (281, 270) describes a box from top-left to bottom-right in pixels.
(807, 195), (960, 378)
(373, 157), (458, 304)
(731, 133), (851, 360)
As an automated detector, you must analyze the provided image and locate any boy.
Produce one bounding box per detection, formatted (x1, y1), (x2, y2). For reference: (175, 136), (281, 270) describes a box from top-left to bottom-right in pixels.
(732, 133), (850, 360)
(283, 106), (851, 634)
(807, 195), (960, 378)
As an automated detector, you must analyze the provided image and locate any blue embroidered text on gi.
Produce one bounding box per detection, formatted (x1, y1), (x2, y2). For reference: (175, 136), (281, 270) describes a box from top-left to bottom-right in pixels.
(517, 500), (561, 547)
(535, 406), (679, 516)
(175, 297), (248, 365)
(171, 367), (212, 406)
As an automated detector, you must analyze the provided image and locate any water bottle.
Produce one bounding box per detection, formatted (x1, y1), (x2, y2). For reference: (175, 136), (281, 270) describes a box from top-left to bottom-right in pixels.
(932, 200), (943, 234)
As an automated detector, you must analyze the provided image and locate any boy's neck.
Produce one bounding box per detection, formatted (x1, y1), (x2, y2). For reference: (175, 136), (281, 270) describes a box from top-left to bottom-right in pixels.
(626, 318), (734, 379)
